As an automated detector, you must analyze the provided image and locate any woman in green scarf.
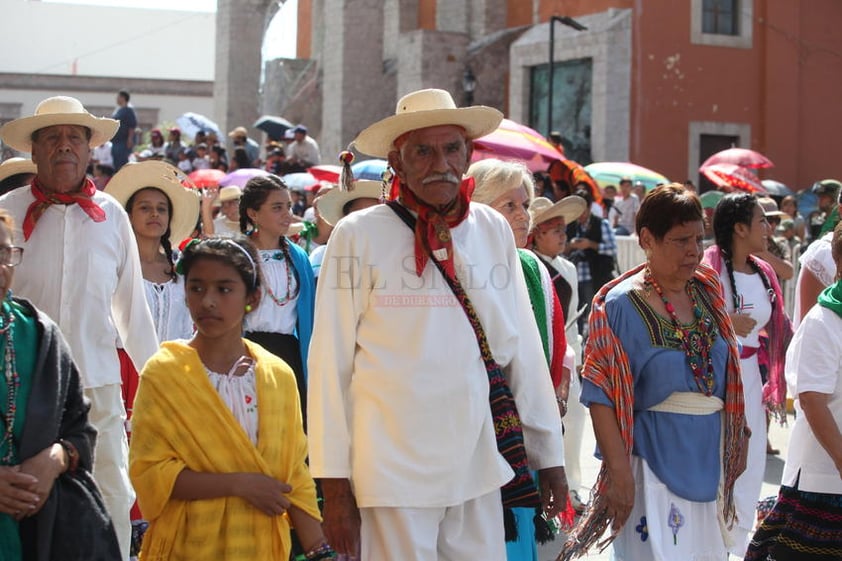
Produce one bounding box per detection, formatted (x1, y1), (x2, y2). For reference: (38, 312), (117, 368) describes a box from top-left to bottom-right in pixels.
(467, 158), (570, 561)
(745, 221), (842, 560)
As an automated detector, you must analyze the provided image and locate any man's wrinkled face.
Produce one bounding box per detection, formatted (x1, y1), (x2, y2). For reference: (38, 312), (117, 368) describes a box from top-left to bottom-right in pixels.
(30, 124), (91, 194)
(388, 125), (472, 209)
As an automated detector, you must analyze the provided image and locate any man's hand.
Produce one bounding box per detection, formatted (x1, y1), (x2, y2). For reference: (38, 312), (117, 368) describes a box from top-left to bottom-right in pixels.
(537, 466), (569, 518)
(320, 478), (361, 556)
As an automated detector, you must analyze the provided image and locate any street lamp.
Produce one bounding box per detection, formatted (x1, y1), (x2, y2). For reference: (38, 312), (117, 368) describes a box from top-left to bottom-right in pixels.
(547, 16), (588, 137)
(463, 67), (477, 106)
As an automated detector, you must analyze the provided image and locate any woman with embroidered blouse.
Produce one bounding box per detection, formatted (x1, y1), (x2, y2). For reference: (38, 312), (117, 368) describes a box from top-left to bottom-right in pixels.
(238, 175), (315, 419)
(701, 192), (792, 554)
(561, 185), (749, 561)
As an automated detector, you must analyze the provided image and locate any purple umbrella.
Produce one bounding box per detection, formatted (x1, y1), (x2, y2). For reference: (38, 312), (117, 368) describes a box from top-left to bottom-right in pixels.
(219, 168), (271, 188)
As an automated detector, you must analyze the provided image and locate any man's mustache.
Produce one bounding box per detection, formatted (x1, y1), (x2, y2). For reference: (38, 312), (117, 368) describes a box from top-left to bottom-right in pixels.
(422, 172), (460, 185)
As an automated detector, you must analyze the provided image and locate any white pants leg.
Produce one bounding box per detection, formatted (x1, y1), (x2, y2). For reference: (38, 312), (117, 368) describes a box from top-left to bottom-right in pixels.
(360, 490), (506, 561)
(726, 355), (766, 555)
(564, 372), (586, 492)
(85, 384), (134, 561)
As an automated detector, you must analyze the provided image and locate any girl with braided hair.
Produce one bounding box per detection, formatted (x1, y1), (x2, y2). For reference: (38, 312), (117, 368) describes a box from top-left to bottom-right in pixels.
(239, 174), (315, 421)
(702, 192), (792, 555)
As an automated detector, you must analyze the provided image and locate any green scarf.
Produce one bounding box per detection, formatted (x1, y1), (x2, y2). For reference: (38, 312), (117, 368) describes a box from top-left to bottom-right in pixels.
(517, 249), (550, 365)
(818, 278), (842, 318)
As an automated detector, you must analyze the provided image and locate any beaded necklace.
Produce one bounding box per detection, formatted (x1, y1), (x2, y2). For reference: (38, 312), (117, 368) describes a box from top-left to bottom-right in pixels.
(0, 305), (18, 464)
(262, 240), (298, 307)
(644, 268), (716, 396)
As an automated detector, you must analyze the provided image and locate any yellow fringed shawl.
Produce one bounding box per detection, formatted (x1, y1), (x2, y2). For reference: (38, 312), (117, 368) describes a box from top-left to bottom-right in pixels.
(129, 340), (320, 561)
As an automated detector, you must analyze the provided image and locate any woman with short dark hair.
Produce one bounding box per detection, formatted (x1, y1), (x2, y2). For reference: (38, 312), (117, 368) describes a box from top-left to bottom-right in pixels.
(562, 184), (750, 561)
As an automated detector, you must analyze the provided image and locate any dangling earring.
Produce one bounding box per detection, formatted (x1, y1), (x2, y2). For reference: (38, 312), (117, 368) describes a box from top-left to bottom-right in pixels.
(245, 304), (253, 313)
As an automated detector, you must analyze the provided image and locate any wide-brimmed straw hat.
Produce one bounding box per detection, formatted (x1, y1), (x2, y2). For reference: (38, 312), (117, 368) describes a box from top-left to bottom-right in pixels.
(0, 157), (37, 183)
(317, 180), (382, 226)
(0, 96), (119, 153)
(529, 196), (587, 230)
(105, 161), (200, 244)
(353, 89), (503, 158)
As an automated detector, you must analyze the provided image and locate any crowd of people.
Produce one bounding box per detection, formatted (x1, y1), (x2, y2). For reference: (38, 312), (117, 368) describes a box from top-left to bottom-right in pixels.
(0, 88), (839, 561)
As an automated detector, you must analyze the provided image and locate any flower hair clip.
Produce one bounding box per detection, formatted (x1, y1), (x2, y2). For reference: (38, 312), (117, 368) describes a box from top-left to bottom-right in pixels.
(175, 238), (201, 275)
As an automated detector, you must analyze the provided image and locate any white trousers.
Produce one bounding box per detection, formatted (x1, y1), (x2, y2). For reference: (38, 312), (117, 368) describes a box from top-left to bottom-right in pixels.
(564, 372), (587, 492)
(360, 490), (506, 561)
(85, 384), (134, 561)
(725, 355), (766, 555)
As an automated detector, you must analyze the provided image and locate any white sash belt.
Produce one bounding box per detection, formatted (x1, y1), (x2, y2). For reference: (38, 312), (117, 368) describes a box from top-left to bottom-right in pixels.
(647, 391), (724, 415)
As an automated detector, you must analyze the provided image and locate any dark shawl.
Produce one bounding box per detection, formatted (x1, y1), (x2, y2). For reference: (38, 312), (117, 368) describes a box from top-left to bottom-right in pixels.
(13, 298), (120, 561)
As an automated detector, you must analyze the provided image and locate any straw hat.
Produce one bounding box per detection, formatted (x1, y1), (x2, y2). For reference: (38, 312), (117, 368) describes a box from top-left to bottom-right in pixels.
(0, 157), (37, 183)
(105, 161), (200, 244)
(353, 89), (503, 158)
(0, 96), (119, 153)
(317, 180), (382, 226)
(529, 196), (587, 230)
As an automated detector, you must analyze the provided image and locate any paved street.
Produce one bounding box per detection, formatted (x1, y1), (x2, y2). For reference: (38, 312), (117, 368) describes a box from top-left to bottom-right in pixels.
(539, 410), (794, 561)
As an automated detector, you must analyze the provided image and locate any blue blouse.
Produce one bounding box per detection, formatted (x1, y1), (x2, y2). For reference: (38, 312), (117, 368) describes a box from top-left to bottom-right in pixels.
(580, 276), (728, 502)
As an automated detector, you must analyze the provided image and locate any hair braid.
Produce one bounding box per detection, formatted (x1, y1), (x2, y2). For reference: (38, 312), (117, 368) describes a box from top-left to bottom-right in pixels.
(161, 230), (176, 280)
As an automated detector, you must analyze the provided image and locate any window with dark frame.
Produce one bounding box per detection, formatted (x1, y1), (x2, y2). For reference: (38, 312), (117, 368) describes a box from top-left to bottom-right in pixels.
(702, 0), (739, 36)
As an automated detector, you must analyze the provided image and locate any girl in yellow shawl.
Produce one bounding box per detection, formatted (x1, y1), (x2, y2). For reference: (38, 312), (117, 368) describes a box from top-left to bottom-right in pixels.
(129, 236), (334, 561)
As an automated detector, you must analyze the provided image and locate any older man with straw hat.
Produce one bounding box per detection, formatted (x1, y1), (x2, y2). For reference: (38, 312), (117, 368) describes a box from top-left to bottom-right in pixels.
(0, 96), (158, 559)
(308, 89), (567, 560)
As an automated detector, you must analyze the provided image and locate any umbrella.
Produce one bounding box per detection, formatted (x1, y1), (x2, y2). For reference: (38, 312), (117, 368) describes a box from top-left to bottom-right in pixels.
(700, 164), (766, 194)
(188, 168), (226, 188)
(472, 118), (563, 172)
(308, 164), (342, 183)
(760, 179), (793, 197)
(584, 162), (670, 192)
(351, 159), (390, 181)
(176, 112), (222, 139)
(282, 172), (319, 193)
(219, 168), (271, 188)
(699, 190), (725, 210)
(701, 147), (774, 170)
(254, 115), (294, 141)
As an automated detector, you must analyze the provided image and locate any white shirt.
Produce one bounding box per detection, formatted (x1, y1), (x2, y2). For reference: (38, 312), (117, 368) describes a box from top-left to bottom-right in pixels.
(212, 216), (240, 236)
(92, 142), (114, 168)
(534, 250), (581, 364)
(244, 249), (299, 334)
(612, 194), (640, 233)
(144, 277), (194, 342)
(783, 303), (842, 494)
(308, 203), (564, 507)
(0, 186), (159, 387)
(288, 136), (321, 165)
(794, 231), (834, 327)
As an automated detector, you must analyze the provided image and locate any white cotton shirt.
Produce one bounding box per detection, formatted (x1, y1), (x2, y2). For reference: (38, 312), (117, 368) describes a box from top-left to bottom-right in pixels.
(0, 186), (159, 387)
(308, 202), (564, 508)
(144, 277), (194, 342)
(794, 231), (835, 327)
(719, 269), (773, 347)
(244, 250), (299, 334)
(783, 303), (842, 495)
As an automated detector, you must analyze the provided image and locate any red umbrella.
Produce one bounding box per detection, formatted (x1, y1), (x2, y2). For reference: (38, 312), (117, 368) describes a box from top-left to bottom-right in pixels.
(308, 164), (342, 183)
(472, 118), (563, 172)
(700, 164), (766, 194)
(188, 168), (226, 188)
(701, 148), (773, 170)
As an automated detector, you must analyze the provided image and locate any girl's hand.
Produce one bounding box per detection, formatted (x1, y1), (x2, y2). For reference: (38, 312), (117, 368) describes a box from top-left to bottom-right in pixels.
(729, 312), (757, 338)
(234, 473), (292, 517)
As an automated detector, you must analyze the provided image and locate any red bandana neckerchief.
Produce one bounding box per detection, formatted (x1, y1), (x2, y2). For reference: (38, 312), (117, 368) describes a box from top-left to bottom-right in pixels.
(393, 175), (474, 281)
(23, 176), (106, 241)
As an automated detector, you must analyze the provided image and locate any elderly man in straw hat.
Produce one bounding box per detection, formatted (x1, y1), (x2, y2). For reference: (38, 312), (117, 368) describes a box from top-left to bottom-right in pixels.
(0, 96), (158, 559)
(308, 89), (567, 560)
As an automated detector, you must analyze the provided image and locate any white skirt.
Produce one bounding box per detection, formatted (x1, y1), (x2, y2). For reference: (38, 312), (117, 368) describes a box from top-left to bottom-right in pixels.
(611, 456), (727, 561)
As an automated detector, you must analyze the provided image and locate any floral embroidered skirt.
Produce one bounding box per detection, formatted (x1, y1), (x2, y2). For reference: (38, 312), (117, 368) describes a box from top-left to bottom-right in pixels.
(611, 456), (727, 561)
